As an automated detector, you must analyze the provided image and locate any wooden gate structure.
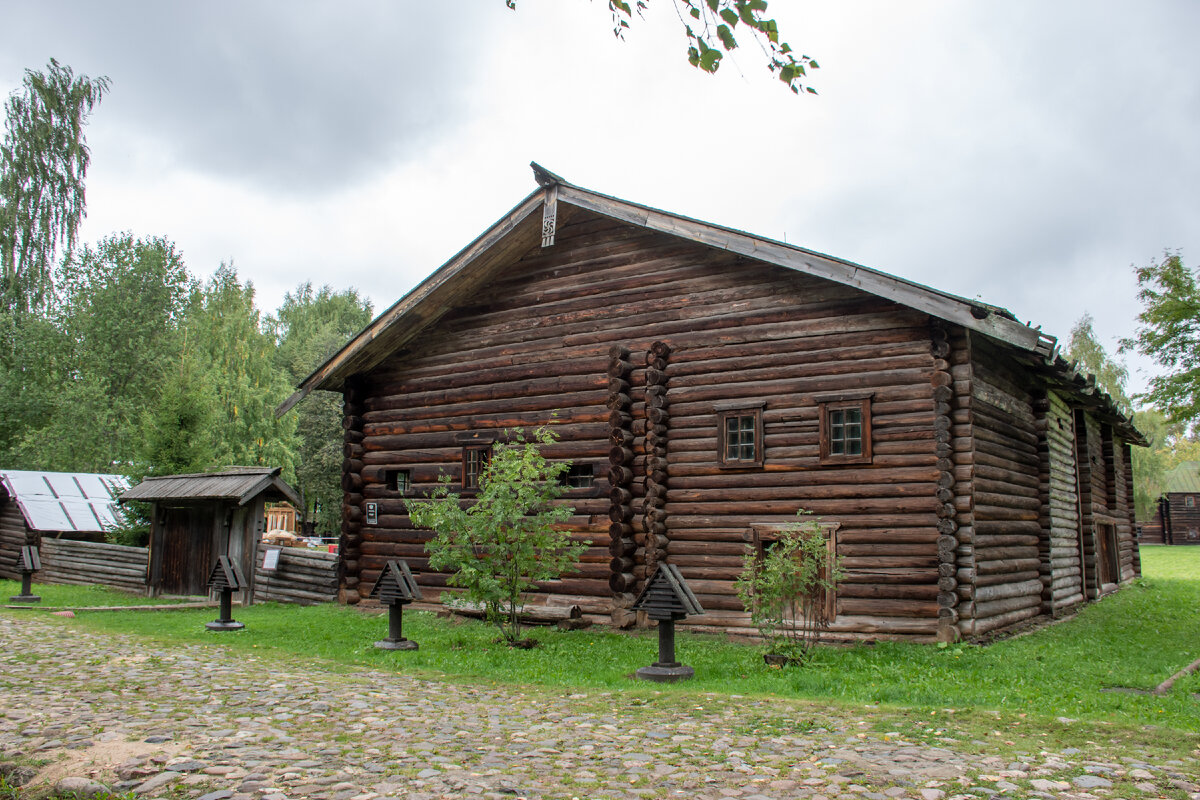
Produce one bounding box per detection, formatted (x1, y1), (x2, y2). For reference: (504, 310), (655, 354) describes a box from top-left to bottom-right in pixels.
(120, 467), (301, 602)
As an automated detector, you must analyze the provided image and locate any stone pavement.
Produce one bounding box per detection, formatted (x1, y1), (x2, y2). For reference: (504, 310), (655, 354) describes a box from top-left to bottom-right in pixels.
(1, 613), (1197, 800)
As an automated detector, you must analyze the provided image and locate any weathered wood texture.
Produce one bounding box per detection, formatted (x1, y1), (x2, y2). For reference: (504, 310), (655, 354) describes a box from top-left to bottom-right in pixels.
(254, 547), (338, 605)
(0, 503), (31, 580)
(351, 210), (945, 636)
(36, 539), (148, 594)
(1159, 493), (1200, 545)
(337, 206), (1141, 642)
(1073, 411), (1139, 595)
(959, 336), (1042, 636)
(1039, 391), (1085, 613)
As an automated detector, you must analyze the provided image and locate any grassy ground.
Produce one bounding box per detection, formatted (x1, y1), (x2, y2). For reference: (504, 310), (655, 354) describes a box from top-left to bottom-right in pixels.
(6, 548), (1199, 749)
(0, 581), (196, 608)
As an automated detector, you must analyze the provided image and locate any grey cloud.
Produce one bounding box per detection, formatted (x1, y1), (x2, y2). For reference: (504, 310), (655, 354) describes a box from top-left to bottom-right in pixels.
(0, 1), (498, 192)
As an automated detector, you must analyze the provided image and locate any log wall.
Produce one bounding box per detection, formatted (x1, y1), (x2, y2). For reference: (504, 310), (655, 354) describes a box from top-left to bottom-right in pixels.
(38, 539), (148, 594)
(1161, 494), (1200, 544)
(0, 503), (30, 580)
(254, 547), (338, 605)
(962, 336), (1043, 636)
(350, 209), (944, 638)
(1038, 391), (1085, 613)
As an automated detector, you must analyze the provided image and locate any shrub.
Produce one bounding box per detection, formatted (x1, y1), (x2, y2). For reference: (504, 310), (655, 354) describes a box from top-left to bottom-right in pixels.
(735, 512), (843, 664)
(405, 426), (583, 645)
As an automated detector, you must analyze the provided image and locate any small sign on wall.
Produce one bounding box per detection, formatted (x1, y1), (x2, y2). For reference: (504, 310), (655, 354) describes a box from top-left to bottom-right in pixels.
(262, 548), (281, 571)
(365, 502), (378, 525)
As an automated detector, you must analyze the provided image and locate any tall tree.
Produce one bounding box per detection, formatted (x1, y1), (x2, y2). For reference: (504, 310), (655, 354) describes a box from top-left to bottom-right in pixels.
(0, 60), (109, 312)
(184, 263), (298, 477)
(507, 0), (817, 94)
(1065, 312), (1131, 416)
(1125, 250), (1200, 427)
(269, 282), (373, 534)
(3, 234), (191, 471)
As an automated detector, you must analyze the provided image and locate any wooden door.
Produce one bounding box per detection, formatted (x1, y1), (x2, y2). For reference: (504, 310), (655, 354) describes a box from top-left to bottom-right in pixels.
(159, 507), (215, 596)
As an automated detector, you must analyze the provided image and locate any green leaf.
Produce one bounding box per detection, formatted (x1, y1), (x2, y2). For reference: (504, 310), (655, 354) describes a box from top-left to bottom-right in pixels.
(720, 7), (739, 27)
(717, 24), (738, 50)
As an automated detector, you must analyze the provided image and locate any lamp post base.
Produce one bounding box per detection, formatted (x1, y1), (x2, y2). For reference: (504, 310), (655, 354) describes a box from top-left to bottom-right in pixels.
(374, 638), (419, 651)
(635, 663), (694, 683)
(205, 620), (245, 631)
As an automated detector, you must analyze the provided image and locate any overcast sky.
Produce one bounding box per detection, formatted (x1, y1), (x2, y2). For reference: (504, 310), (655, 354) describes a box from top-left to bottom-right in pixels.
(2, 1), (1196, 395)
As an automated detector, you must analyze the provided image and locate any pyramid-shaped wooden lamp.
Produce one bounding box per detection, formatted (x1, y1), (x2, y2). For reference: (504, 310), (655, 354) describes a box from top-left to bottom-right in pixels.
(631, 564), (704, 682)
(369, 560), (423, 650)
(206, 555), (248, 631)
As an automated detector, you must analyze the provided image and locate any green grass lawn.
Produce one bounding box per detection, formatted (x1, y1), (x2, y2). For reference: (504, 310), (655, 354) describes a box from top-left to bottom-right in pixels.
(6, 548), (1199, 740)
(0, 580), (196, 608)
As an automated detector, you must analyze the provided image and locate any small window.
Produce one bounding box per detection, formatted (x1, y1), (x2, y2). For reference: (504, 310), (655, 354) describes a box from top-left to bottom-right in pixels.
(559, 463), (595, 489)
(385, 469), (411, 493)
(819, 395), (872, 465)
(462, 446), (491, 490)
(718, 407), (764, 468)
(1187, 496), (1195, 508)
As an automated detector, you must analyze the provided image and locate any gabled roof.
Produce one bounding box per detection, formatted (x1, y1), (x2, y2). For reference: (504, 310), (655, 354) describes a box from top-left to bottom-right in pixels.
(119, 467), (301, 508)
(0, 470), (129, 533)
(1162, 462), (1200, 495)
(279, 164), (1141, 444)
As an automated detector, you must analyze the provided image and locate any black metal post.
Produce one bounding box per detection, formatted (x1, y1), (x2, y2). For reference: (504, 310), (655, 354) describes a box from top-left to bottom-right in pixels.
(375, 601), (418, 650)
(206, 588), (244, 631)
(656, 618), (678, 667)
(636, 615), (694, 683)
(389, 603), (404, 640)
(10, 571), (40, 603)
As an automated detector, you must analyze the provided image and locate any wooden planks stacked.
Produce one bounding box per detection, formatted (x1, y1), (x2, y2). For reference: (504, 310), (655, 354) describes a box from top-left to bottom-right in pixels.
(0, 504), (29, 580)
(38, 539), (148, 594)
(1037, 392), (1085, 613)
(254, 548), (338, 605)
(607, 344), (638, 601)
(641, 341), (671, 578)
(930, 324), (961, 642)
(963, 339), (1043, 636)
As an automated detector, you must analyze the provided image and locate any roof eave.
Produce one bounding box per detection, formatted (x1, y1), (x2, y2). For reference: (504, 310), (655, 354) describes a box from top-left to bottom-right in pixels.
(277, 188), (546, 415)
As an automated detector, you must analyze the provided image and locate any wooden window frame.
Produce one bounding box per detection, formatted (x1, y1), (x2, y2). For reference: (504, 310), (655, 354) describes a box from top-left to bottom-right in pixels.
(818, 393), (873, 466)
(716, 400), (765, 469)
(559, 462), (597, 491)
(747, 521), (841, 622)
(385, 469), (411, 495)
(461, 446), (492, 491)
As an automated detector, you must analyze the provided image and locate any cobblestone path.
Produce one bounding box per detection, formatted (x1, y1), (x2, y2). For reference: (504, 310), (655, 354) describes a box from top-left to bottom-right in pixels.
(1, 614), (1197, 800)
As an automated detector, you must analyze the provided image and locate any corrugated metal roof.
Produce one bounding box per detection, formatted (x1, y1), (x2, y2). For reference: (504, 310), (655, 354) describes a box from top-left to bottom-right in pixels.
(1162, 461), (1200, 495)
(0, 470), (129, 532)
(119, 467), (301, 508)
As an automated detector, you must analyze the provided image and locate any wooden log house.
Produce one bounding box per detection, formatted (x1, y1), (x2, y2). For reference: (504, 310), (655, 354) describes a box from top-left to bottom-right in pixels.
(282, 165), (1145, 642)
(1149, 461), (1200, 545)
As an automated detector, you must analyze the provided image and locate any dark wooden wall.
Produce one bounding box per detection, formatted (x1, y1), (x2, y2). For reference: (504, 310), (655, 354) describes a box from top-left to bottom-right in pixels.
(1038, 391), (1085, 613)
(0, 502), (30, 580)
(338, 206), (1142, 641)
(1162, 493), (1200, 544)
(347, 209), (945, 639)
(959, 336), (1044, 637)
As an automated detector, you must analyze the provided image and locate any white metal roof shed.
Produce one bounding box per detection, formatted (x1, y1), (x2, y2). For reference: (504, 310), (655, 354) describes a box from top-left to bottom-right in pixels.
(0, 470), (129, 533)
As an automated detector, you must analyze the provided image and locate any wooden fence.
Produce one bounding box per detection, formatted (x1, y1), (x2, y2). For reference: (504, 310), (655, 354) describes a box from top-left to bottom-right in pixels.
(9, 539), (339, 605)
(38, 539), (148, 594)
(253, 547), (338, 605)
